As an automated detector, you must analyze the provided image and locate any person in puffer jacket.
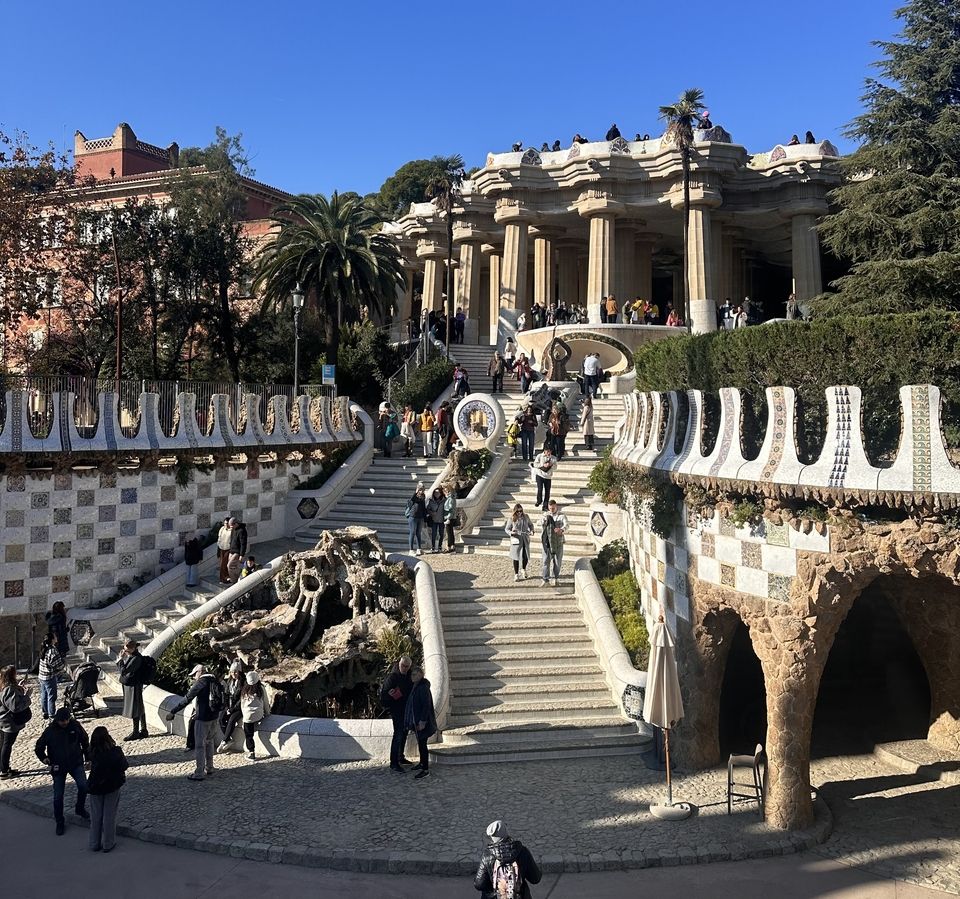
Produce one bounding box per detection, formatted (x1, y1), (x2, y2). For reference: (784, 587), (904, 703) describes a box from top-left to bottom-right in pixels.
(474, 819), (542, 898)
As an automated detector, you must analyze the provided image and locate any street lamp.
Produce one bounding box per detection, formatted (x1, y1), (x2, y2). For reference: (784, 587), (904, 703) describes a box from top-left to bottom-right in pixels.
(292, 283), (304, 397)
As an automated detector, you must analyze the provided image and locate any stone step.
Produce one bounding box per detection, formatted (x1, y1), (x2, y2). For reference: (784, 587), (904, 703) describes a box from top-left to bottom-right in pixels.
(445, 643), (597, 664)
(447, 660), (603, 679)
(450, 674), (610, 695)
(444, 630), (595, 651)
(443, 620), (589, 640)
(453, 688), (614, 712)
(439, 600), (580, 616)
(447, 700), (621, 727)
(436, 586), (575, 600)
(441, 613), (587, 633)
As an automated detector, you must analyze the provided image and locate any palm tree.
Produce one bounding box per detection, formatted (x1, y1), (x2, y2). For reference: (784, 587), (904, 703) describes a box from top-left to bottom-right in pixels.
(425, 154), (465, 353)
(254, 192), (404, 368)
(659, 89), (706, 322)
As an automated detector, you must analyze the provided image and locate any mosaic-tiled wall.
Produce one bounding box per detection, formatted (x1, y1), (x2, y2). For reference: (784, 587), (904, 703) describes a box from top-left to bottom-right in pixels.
(0, 456), (327, 615)
(623, 508), (831, 634)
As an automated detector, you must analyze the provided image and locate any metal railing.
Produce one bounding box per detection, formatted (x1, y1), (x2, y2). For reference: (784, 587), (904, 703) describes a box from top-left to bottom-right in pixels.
(0, 375), (336, 441)
(384, 326), (447, 404)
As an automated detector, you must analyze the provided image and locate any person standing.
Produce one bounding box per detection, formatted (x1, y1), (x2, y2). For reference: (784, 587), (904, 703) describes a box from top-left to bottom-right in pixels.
(35, 708), (89, 836)
(426, 487), (446, 553)
(419, 405), (435, 457)
(184, 535), (203, 587)
(240, 671), (268, 760)
(503, 338), (517, 372)
(400, 404), (417, 458)
(516, 354), (533, 394)
(505, 503), (534, 581)
(227, 517), (248, 583)
(539, 500), (568, 588)
(37, 632), (65, 721)
(45, 601), (69, 658)
(405, 483), (427, 556)
(86, 726), (128, 852)
(474, 820), (542, 899)
(599, 297), (608, 324)
(582, 353), (600, 398)
(165, 664), (223, 782)
(443, 488), (458, 553)
(380, 404), (399, 458)
(488, 351), (506, 393)
(436, 401), (452, 457)
(379, 655), (413, 772)
(217, 660), (245, 753)
(518, 405), (538, 462)
(117, 639), (149, 742)
(580, 395), (596, 450)
(216, 517), (232, 585)
(605, 293), (619, 324)
(403, 666), (436, 780)
(533, 445), (557, 510)
(455, 307), (466, 344)
(0, 665), (31, 779)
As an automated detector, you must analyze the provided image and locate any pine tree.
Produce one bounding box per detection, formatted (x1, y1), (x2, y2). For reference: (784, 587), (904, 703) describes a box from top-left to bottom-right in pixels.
(815, 0), (960, 316)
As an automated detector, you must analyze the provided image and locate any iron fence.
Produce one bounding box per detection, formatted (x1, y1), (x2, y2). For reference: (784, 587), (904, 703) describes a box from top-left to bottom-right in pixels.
(0, 375), (336, 442)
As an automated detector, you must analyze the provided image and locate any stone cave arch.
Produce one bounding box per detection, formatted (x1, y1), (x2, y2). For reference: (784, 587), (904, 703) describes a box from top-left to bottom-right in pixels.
(718, 619), (767, 758)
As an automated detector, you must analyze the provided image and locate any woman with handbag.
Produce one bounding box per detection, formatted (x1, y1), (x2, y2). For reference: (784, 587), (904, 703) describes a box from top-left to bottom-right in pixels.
(86, 726), (129, 852)
(0, 665), (31, 779)
(240, 671), (269, 760)
(504, 503), (534, 581)
(400, 404), (417, 458)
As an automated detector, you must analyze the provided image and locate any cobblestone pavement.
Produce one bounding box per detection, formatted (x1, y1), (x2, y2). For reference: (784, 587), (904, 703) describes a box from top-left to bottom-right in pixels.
(1, 706), (827, 875)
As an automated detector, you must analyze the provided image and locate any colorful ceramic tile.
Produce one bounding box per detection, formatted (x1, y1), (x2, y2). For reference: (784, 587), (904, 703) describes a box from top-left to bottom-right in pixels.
(31, 492), (50, 509)
(77, 490), (95, 507)
(51, 575), (70, 593)
(29, 560), (48, 578)
(120, 488), (138, 504)
(98, 505), (116, 523)
(52, 541), (71, 559)
(53, 508), (72, 525)
(700, 533), (715, 558)
(741, 542), (762, 569)
(768, 573), (792, 602)
(719, 516), (735, 537)
(766, 522), (789, 547)
(5, 510), (25, 528)
(720, 563), (736, 587)
(97, 538), (115, 555)
(30, 526), (49, 544)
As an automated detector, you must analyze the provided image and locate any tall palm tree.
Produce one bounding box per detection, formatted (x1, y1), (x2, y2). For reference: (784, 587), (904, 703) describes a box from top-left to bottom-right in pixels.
(659, 89), (706, 322)
(254, 192), (404, 368)
(425, 154), (465, 354)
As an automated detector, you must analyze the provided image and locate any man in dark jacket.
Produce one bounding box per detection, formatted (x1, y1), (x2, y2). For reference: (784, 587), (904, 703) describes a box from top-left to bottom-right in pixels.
(379, 655), (412, 772)
(474, 820), (542, 898)
(35, 708), (90, 835)
(165, 664), (222, 781)
(403, 667), (437, 780)
(227, 518), (248, 583)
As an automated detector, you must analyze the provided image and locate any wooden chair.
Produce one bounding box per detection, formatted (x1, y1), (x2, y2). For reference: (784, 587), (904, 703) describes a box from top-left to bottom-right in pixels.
(727, 743), (766, 816)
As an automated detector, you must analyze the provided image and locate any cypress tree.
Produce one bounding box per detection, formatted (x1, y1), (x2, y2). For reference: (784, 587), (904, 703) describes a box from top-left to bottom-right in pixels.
(815, 0), (960, 316)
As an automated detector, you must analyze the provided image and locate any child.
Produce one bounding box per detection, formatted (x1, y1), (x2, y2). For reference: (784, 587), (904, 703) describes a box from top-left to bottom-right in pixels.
(240, 556), (259, 578)
(505, 420), (521, 458)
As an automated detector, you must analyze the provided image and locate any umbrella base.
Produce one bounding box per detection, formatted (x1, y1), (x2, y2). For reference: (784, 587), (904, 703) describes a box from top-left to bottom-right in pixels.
(650, 801), (693, 820)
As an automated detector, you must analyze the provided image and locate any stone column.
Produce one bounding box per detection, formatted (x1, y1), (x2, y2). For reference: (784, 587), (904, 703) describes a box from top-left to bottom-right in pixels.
(719, 228), (737, 305)
(422, 257), (444, 312)
(791, 213), (823, 317)
(586, 214), (616, 323)
(557, 245), (580, 306)
(497, 218), (530, 343)
(615, 224), (636, 303)
(482, 246), (502, 347)
(531, 229), (557, 311)
(634, 234), (655, 304)
(577, 255), (588, 305)
(398, 267), (415, 326)
(457, 241), (482, 342)
(687, 205), (716, 334)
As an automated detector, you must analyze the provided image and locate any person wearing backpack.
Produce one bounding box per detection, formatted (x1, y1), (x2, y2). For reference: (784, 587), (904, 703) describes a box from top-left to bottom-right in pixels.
(0, 665), (32, 779)
(405, 483), (427, 556)
(35, 707), (90, 836)
(37, 631), (66, 721)
(165, 664), (224, 781)
(86, 725), (128, 852)
(474, 819), (542, 899)
(45, 601), (70, 657)
(184, 535), (204, 587)
(117, 639), (151, 742)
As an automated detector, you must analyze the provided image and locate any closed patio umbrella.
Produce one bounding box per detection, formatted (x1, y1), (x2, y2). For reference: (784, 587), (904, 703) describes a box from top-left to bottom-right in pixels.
(643, 614), (693, 820)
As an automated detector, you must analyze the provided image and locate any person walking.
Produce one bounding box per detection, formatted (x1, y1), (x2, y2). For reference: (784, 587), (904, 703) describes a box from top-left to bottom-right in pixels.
(184, 535), (203, 587)
(380, 404), (400, 458)
(216, 517), (232, 585)
(516, 354), (534, 394)
(403, 666), (436, 780)
(581, 352), (600, 398)
(165, 664), (223, 782)
(426, 487), (446, 553)
(86, 726), (128, 852)
(488, 351), (505, 393)
(379, 655), (413, 772)
(505, 503), (534, 581)
(474, 820), (542, 899)
(548, 402), (570, 459)
(35, 708), (89, 836)
(405, 483), (427, 556)
(400, 404), (417, 457)
(443, 488), (458, 553)
(0, 665), (31, 779)
(227, 517), (248, 583)
(436, 401), (453, 457)
(580, 395), (595, 450)
(503, 338), (517, 372)
(240, 671), (268, 760)
(217, 660), (245, 753)
(37, 632), (65, 721)
(419, 405), (435, 457)
(539, 500), (568, 587)
(533, 445), (557, 510)
(117, 639), (149, 742)
(518, 404), (538, 462)
(45, 601), (69, 658)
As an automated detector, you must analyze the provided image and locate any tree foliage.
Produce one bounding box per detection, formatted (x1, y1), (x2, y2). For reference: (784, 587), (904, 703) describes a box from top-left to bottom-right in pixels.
(815, 0), (960, 316)
(371, 158), (448, 219)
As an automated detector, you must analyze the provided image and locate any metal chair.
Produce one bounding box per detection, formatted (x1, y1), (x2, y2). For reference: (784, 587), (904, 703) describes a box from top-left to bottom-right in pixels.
(727, 743), (766, 816)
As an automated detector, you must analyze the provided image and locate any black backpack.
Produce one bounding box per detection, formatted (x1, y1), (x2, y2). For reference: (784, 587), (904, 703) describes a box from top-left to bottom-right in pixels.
(205, 677), (225, 715)
(140, 655), (157, 686)
(10, 693), (32, 727)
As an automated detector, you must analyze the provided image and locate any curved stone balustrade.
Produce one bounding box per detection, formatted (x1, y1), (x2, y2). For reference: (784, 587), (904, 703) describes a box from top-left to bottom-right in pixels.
(612, 385), (960, 499)
(0, 390), (358, 455)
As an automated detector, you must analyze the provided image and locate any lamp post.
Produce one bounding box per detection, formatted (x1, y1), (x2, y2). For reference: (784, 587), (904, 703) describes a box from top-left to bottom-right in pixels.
(292, 283), (304, 397)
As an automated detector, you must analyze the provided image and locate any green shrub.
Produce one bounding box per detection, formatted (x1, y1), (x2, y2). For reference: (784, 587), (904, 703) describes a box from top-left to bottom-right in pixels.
(459, 448), (493, 484)
(391, 356), (455, 412)
(599, 570), (649, 669)
(588, 452), (682, 539)
(154, 618), (214, 695)
(729, 499), (764, 530)
(294, 444), (357, 490)
(633, 311), (960, 462)
(593, 538), (630, 580)
(373, 623), (423, 675)
(588, 446), (620, 503)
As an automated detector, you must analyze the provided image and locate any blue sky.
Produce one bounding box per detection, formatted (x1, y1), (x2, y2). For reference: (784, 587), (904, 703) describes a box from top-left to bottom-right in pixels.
(2, 0), (899, 196)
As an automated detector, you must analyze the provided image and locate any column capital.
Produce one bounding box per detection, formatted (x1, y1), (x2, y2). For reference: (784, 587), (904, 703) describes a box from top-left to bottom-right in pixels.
(416, 239), (447, 260)
(452, 223), (490, 244)
(780, 201), (829, 219)
(493, 198), (535, 225)
(633, 230), (660, 244)
(528, 224), (566, 240)
(480, 242), (503, 257)
(576, 191), (625, 219)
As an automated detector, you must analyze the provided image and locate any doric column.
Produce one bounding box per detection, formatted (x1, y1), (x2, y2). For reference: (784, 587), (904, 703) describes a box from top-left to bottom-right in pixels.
(557, 244), (580, 306)
(791, 213), (824, 317)
(634, 233), (656, 304)
(719, 228), (738, 305)
(577, 193), (623, 323)
(614, 224), (638, 303)
(416, 240), (446, 313)
(531, 227), (560, 311)
(687, 205), (716, 333)
(457, 241), (482, 319)
(577, 255), (588, 305)
(398, 267), (415, 323)
(482, 244), (502, 347)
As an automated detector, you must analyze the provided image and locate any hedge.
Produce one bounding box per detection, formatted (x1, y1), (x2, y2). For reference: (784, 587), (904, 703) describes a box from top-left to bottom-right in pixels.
(391, 356), (455, 412)
(633, 312), (960, 463)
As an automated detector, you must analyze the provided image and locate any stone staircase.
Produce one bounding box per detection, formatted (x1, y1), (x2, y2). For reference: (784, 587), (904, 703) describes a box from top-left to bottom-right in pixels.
(449, 342), (526, 408)
(293, 456), (448, 552)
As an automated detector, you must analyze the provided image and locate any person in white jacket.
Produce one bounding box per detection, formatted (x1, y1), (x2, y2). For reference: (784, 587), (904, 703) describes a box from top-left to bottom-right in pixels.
(216, 517), (232, 585)
(240, 672), (269, 761)
(532, 446), (557, 511)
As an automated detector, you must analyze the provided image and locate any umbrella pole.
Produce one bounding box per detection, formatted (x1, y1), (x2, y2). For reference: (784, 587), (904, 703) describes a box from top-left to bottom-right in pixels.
(664, 727), (673, 807)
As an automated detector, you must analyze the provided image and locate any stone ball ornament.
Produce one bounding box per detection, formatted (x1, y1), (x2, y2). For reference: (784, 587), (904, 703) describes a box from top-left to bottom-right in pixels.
(453, 393), (504, 452)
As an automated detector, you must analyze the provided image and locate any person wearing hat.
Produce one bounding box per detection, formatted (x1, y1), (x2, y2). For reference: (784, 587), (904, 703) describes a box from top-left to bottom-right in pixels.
(165, 664), (223, 781)
(474, 819), (542, 898)
(35, 708), (90, 836)
(240, 670), (269, 760)
(217, 660), (245, 753)
(117, 639), (148, 742)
